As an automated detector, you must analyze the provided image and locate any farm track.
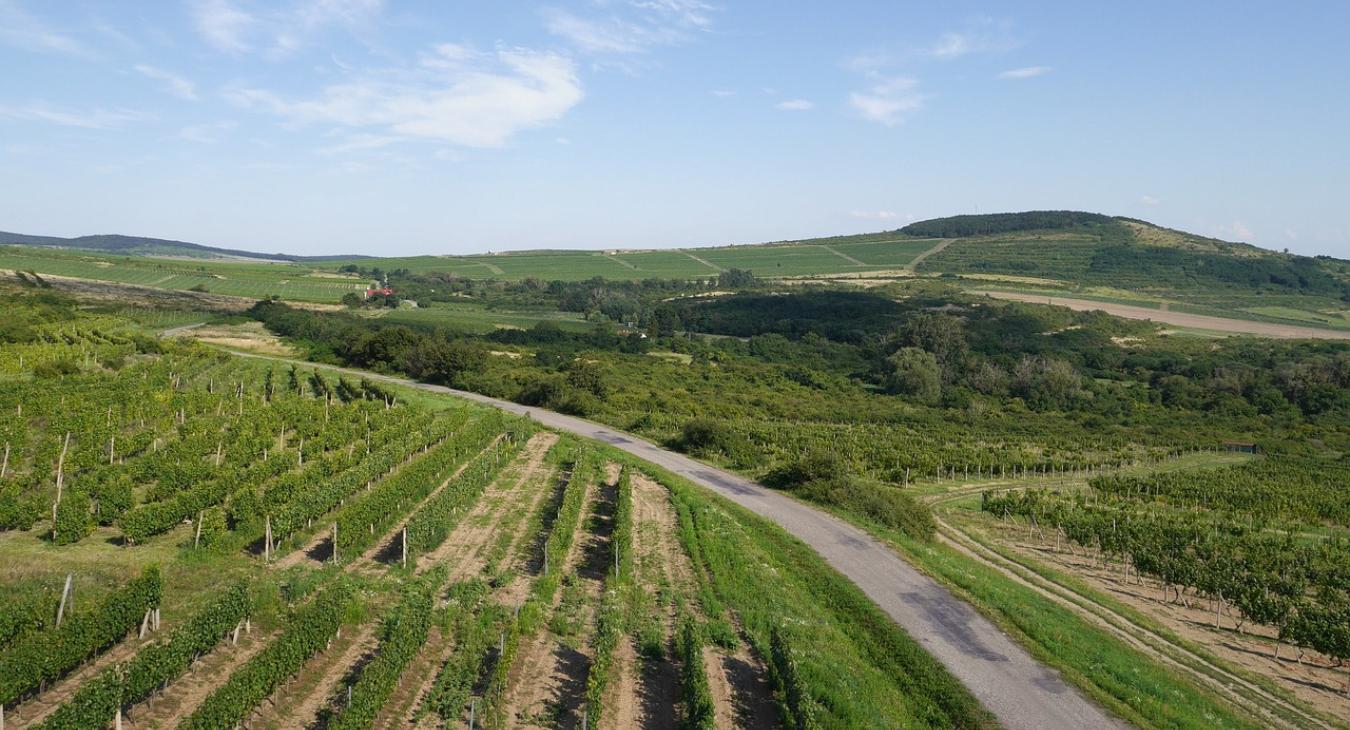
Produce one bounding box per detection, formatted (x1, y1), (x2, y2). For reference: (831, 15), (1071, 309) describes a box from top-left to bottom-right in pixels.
(905, 237), (954, 271)
(499, 467), (609, 728)
(225, 349), (1128, 730)
(928, 488), (1338, 730)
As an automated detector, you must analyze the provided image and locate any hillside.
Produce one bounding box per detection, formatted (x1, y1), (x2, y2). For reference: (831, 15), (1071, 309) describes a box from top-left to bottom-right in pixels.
(0, 230), (367, 262)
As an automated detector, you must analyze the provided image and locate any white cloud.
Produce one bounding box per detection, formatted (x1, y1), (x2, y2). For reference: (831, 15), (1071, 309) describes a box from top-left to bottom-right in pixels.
(998, 65), (1051, 80)
(850, 210), (898, 221)
(0, 103), (149, 129)
(925, 18), (1018, 59)
(178, 120), (237, 143)
(193, 0), (383, 55)
(849, 76), (924, 126)
(227, 47), (583, 148)
(135, 64), (199, 100)
(1139, 195), (1160, 206)
(710, 89), (735, 98)
(193, 0), (255, 52)
(0, 0), (91, 57)
(544, 0), (712, 54)
(775, 99), (813, 111)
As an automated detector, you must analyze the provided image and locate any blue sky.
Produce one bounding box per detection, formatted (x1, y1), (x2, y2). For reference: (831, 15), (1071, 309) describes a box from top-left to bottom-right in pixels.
(1, 1), (1347, 257)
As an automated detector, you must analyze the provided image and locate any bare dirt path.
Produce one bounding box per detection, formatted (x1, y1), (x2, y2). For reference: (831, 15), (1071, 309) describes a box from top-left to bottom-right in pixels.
(249, 621), (379, 730)
(225, 349), (1126, 730)
(364, 434), (559, 728)
(500, 467), (611, 728)
(631, 473), (778, 729)
(972, 290), (1350, 339)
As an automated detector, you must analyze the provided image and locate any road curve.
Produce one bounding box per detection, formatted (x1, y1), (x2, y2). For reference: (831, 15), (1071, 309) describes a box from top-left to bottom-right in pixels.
(973, 290), (1350, 340)
(223, 350), (1122, 730)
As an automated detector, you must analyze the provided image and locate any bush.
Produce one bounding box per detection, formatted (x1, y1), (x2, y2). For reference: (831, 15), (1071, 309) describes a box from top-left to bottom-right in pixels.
(679, 418), (750, 462)
(52, 492), (93, 545)
(798, 476), (935, 540)
(34, 359), (80, 378)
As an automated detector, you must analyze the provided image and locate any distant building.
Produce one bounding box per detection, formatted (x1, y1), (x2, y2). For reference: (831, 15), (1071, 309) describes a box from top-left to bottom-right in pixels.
(365, 286), (394, 298)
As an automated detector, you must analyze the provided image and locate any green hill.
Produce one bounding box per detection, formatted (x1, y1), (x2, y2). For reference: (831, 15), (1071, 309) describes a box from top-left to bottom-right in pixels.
(0, 230), (367, 262)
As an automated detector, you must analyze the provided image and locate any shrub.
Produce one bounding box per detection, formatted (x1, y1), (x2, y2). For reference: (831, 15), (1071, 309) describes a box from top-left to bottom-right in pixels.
(798, 476), (935, 540)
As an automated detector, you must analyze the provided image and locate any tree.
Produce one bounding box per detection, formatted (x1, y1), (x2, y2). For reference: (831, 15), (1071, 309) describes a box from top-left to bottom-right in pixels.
(900, 313), (968, 380)
(341, 292), (363, 307)
(884, 347), (941, 402)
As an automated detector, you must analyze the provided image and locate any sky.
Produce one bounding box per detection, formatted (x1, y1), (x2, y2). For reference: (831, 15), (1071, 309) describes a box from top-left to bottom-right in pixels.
(1, 1), (1348, 258)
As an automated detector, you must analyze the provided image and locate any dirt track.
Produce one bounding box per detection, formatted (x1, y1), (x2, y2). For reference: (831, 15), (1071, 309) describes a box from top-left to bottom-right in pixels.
(973, 290), (1350, 339)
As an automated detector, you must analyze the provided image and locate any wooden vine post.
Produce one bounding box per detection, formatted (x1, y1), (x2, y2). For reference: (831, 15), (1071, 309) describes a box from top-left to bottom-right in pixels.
(55, 573), (73, 627)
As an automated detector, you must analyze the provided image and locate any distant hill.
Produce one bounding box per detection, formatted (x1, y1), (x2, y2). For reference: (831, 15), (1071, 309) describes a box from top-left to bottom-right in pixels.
(889, 212), (1350, 299)
(0, 230), (367, 263)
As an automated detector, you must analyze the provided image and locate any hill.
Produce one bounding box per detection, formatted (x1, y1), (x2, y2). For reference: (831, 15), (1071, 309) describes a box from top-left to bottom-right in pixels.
(0, 230), (367, 262)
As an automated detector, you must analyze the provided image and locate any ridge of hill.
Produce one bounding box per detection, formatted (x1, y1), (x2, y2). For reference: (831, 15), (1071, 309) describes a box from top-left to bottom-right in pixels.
(0, 230), (369, 262)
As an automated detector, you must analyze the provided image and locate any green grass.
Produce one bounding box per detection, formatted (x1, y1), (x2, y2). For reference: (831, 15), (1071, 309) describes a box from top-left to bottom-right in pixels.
(848, 517), (1264, 729)
(369, 301), (593, 333)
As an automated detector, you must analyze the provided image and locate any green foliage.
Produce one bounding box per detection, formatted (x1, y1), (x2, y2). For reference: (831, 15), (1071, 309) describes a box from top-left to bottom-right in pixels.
(181, 580), (353, 730)
(419, 581), (501, 723)
(329, 567), (445, 729)
(769, 623), (824, 730)
(404, 429), (525, 559)
(0, 566), (163, 706)
(52, 491), (93, 544)
(38, 581), (251, 730)
(674, 614), (716, 729)
(899, 210), (1117, 238)
(798, 476), (935, 540)
(884, 347), (941, 401)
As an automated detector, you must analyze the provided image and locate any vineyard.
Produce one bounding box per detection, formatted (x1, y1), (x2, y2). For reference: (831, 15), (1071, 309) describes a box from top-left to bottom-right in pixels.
(0, 292), (1006, 728)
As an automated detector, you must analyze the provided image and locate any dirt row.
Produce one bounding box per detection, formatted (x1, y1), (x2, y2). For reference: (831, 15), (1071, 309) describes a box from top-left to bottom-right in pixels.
(498, 462), (615, 728)
(251, 433), (561, 730)
(603, 473), (777, 730)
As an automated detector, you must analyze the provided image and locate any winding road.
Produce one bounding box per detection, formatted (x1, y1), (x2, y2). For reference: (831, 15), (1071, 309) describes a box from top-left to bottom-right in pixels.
(216, 348), (1122, 730)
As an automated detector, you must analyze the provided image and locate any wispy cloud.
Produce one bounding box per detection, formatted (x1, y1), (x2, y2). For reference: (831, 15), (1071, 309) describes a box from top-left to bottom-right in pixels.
(193, 0), (383, 55)
(850, 210), (898, 221)
(193, 0), (255, 52)
(0, 0), (91, 57)
(775, 99), (813, 111)
(135, 64), (199, 100)
(1139, 195), (1160, 206)
(226, 46), (583, 148)
(178, 120), (238, 143)
(925, 17), (1018, 59)
(998, 65), (1051, 80)
(849, 76), (924, 126)
(544, 0), (712, 54)
(0, 103), (149, 129)
(710, 89), (735, 98)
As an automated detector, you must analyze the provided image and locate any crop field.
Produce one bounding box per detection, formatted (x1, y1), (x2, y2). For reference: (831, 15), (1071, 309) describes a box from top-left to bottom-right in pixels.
(0, 246), (367, 303)
(903, 452), (1350, 727)
(371, 301), (594, 334)
(0, 296), (1003, 729)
